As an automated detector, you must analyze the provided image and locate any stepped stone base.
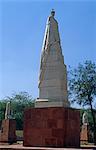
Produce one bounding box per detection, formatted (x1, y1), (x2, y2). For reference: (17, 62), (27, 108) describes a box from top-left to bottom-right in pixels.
(23, 107), (80, 148)
(80, 124), (89, 143)
(0, 119), (16, 143)
(35, 99), (69, 108)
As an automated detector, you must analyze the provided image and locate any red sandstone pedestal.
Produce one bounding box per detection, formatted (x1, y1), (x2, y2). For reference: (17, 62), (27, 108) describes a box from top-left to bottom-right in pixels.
(23, 107), (80, 148)
(80, 124), (89, 143)
(0, 119), (16, 144)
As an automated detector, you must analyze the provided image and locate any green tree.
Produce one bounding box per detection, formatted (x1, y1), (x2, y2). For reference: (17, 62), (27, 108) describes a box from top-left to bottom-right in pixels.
(0, 92), (34, 129)
(0, 101), (6, 121)
(68, 60), (96, 145)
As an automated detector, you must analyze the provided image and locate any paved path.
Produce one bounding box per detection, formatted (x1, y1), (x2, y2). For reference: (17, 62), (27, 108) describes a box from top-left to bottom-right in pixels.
(0, 144), (96, 150)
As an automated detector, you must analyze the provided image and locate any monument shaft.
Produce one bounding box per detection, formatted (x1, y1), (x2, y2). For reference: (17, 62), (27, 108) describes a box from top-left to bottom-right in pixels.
(35, 10), (69, 107)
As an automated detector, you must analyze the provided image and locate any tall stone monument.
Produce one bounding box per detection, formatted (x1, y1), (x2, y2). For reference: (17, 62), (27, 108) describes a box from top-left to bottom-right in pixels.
(35, 10), (69, 108)
(24, 10), (80, 148)
(0, 102), (16, 144)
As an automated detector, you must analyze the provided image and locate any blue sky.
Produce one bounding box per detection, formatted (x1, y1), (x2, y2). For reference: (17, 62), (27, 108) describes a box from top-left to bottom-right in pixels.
(0, 0), (96, 100)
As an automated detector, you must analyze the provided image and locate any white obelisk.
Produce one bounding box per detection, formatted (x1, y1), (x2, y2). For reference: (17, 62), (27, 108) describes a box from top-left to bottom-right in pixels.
(35, 10), (70, 108)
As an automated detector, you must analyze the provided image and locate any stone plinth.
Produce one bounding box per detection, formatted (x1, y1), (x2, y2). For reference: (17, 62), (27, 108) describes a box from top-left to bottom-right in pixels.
(23, 107), (80, 148)
(0, 119), (16, 143)
(80, 124), (89, 143)
(35, 99), (69, 108)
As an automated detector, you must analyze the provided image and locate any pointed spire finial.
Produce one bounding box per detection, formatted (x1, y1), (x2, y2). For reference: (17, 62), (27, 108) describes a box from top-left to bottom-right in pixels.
(51, 9), (55, 17)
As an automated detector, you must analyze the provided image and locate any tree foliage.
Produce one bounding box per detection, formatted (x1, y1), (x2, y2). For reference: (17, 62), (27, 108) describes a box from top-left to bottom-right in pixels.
(0, 92), (34, 129)
(68, 60), (96, 144)
(69, 60), (96, 105)
(0, 101), (6, 121)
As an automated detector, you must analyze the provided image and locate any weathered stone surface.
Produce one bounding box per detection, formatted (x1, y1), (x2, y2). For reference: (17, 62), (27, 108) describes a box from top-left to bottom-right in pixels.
(35, 10), (69, 107)
(35, 99), (69, 108)
(23, 107), (80, 148)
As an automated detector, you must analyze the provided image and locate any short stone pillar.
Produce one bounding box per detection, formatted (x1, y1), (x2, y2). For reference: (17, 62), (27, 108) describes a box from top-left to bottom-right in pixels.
(0, 119), (16, 144)
(80, 112), (89, 143)
(80, 124), (89, 143)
